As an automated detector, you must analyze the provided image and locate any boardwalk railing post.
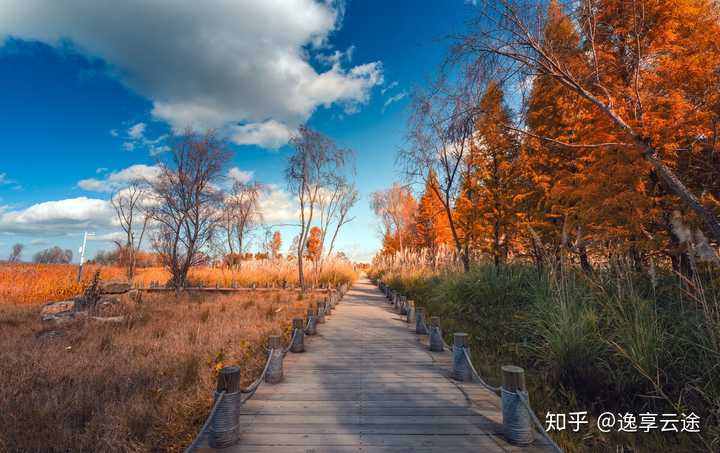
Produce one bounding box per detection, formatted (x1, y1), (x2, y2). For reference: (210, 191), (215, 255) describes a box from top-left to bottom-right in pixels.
(428, 317), (444, 352)
(265, 336), (284, 384)
(290, 318), (305, 353)
(406, 300), (415, 324)
(399, 296), (408, 315)
(452, 333), (472, 381)
(324, 297), (332, 315)
(210, 366), (241, 448)
(316, 302), (326, 324)
(415, 307), (428, 334)
(501, 365), (533, 445)
(306, 308), (317, 336)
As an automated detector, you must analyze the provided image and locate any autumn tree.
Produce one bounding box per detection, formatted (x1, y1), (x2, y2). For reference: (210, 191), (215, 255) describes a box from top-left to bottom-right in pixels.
(455, 82), (523, 266)
(270, 231), (282, 259)
(371, 183), (417, 254)
(450, 0), (720, 248)
(305, 226), (322, 263)
(414, 170), (453, 252)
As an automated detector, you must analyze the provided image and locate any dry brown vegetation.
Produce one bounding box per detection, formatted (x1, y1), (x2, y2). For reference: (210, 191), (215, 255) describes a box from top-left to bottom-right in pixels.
(0, 289), (322, 452)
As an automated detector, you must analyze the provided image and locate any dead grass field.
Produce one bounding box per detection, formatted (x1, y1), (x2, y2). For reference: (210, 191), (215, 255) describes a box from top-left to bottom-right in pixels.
(0, 260), (357, 305)
(0, 289), (320, 452)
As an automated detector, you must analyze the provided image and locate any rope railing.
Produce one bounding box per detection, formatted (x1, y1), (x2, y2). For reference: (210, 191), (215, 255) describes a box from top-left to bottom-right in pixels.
(183, 282), (350, 452)
(377, 280), (563, 453)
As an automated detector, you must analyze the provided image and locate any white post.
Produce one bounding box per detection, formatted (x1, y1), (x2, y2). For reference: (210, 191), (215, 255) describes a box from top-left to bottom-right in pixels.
(77, 231), (95, 282)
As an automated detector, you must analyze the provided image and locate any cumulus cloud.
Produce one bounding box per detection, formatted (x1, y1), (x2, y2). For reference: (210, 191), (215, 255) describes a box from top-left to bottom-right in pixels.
(228, 167), (254, 184)
(78, 164), (161, 192)
(231, 120), (295, 150)
(0, 197), (116, 235)
(258, 185), (299, 225)
(0, 0), (383, 148)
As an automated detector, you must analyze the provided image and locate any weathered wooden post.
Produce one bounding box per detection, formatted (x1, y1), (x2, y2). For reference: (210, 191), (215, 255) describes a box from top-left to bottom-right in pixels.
(415, 307), (428, 334)
(406, 300), (415, 324)
(501, 365), (533, 445)
(316, 302), (326, 324)
(290, 318), (305, 353)
(210, 366), (241, 448)
(265, 336), (284, 384)
(399, 296), (408, 315)
(305, 308), (317, 336)
(428, 317), (444, 352)
(324, 296), (332, 314)
(452, 333), (472, 381)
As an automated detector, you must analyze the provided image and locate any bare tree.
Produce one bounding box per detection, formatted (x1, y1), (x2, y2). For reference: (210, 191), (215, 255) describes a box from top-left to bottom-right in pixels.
(111, 180), (151, 280)
(34, 246), (72, 264)
(8, 243), (24, 263)
(222, 180), (262, 268)
(317, 174), (359, 273)
(449, 0), (720, 242)
(285, 125), (350, 291)
(150, 130), (232, 289)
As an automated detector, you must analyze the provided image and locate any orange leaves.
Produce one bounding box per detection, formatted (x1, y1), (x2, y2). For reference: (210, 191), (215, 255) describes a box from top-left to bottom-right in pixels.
(304, 226), (322, 262)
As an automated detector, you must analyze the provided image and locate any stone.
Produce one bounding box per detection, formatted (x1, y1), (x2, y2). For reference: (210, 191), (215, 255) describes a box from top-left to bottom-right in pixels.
(99, 281), (131, 294)
(40, 300), (76, 317)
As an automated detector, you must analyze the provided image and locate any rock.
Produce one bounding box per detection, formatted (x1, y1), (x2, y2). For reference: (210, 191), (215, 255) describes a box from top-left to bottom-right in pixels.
(41, 300), (77, 317)
(36, 329), (64, 340)
(99, 281), (131, 294)
(41, 310), (85, 323)
(89, 316), (125, 324)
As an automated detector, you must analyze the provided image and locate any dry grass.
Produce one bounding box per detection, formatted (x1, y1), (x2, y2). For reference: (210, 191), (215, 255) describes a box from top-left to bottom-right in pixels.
(0, 289), (322, 452)
(0, 259), (358, 305)
(0, 264), (126, 305)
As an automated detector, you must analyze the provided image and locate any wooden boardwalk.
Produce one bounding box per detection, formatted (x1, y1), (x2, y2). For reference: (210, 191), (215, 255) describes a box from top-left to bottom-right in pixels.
(225, 278), (554, 452)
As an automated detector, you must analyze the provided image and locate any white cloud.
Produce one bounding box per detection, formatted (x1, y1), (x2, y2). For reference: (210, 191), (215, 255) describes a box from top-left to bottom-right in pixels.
(123, 142), (135, 151)
(0, 172), (15, 185)
(0, 0), (383, 148)
(30, 238), (48, 245)
(0, 197), (116, 235)
(228, 167), (254, 184)
(258, 185), (299, 225)
(231, 120), (295, 150)
(127, 122), (146, 139)
(381, 81), (398, 95)
(78, 164), (161, 192)
(95, 167), (108, 174)
(149, 144), (170, 156)
(109, 129), (118, 137)
(382, 91), (408, 112)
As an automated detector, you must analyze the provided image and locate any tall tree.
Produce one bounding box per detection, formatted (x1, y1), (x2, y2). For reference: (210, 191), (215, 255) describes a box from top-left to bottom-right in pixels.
(456, 82), (523, 266)
(451, 0), (720, 244)
(371, 183), (417, 254)
(222, 180), (262, 268)
(414, 170), (453, 252)
(150, 130), (231, 289)
(286, 126), (350, 291)
(111, 180), (152, 280)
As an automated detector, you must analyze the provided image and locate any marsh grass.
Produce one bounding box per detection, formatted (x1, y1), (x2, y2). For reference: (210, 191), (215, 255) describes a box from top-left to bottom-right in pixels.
(370, 254), (719, 452)
(0, 289), (316, 452)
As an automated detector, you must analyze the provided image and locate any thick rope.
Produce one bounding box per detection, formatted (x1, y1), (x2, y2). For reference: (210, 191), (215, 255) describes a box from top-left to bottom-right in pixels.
(183, 391), (226, 453)
(463, 348), (502, 394)
(517, 391), (564, 453)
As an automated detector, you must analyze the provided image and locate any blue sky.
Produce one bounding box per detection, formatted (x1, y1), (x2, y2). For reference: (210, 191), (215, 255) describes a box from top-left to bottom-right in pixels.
(0, 0), (475, 262)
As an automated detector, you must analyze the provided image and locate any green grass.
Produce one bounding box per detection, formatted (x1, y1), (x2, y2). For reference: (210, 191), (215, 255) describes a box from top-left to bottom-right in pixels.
(370, 263), (719, 452)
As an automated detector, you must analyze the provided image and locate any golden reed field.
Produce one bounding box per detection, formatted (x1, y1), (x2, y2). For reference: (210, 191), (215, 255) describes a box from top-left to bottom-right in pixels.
(0, 260), (358, 452)
(0, 259), (357, 305)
